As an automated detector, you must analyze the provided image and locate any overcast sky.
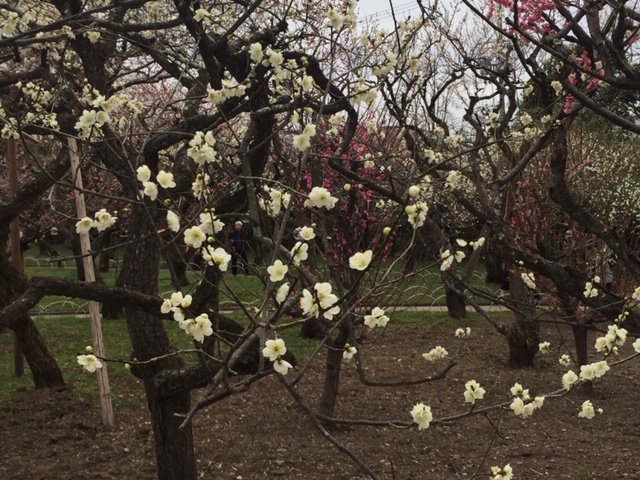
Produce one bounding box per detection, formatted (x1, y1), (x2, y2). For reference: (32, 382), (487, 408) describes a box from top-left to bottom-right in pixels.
(356, 0), (422, 27)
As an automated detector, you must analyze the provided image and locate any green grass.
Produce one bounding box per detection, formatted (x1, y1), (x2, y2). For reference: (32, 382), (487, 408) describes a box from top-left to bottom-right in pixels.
(0, 315), (198, 406)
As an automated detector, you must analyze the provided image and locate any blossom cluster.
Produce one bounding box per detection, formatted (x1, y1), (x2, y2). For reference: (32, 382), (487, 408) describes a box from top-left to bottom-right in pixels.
(463, 380), (486, 405)
(300, 282), (340, 320)
(259, 186), (291, 217)
(364, 307), (389, 329)
(509, 383), (544, 417)
(137, 165), (176, 202)
(160, 292), (213, 342)
(304, 186), (338, 209)
(262, 338), (292, 375)
(422, 346), (448, 362)
(75, 209), (117, 234)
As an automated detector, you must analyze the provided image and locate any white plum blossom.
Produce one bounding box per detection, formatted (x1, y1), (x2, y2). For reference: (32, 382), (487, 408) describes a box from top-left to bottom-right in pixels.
(584, 281), (598, 298)
(94, 209), (117, 232)
(595, 324), (628, 353)
(86, 31), (101, 44)
(522, 272), (536, 290)
(77, 354), (103, 373)
(562, 370), (579, 390)
(538, 341), (550, 354)
(470, 237), (485, 250)
(408, 185), (420, 198)
(632, 286), (640, 301)
(187, 131), (218, 165)
(463, 380), (486, 405)
(198, 212), (224, 235)
(349, 250), (373, 271)
(184, 226), (206, 249)
(291, 241), (309, 265)
(490, 464), (513, 480)
(191, 314), (213, 342)
(275, 283), (289, 304)
(142, 181), (159, 201)
(304, 186), (338, 209)
(249, 42), (263, 62)
(578, 400), (596, 419)
(156, 170), (176, 189)
(343, 343), (357, 361)
(405, 201), (428, 229)
(166, 211), (180, 233)
(559, 354), (571, 367)
(262, 338), (286, 361)
(364, 307), (389, 329)
(267, 259), (288, 282)
(580, 360), (610, 381)
(300, 282), (340, 320)
(422, 346), (448, 362)
(299, 226), (315, 241)
(633, 338), (640, 353)
(136, 165), (151, 182)
(273, 358), (293, 375)
(455, 327), (471, 338)
(75, 217), (96, 234)
(410, 403), (433, 430)
(445, 170), (462, 190)
(203, 246), (231, 271)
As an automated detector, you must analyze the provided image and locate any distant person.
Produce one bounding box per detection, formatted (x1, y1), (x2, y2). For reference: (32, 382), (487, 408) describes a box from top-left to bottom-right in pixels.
(229, 221), (248, 275)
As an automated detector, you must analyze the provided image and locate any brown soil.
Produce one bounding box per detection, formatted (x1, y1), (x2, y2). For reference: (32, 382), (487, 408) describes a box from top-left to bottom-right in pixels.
(1, 319), (639, 480)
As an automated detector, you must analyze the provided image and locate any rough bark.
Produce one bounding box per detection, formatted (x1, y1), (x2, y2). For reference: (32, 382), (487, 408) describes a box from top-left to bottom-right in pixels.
(0, 226), (65, 388)
(506, 273), (540, 368)
(318, 319), (350, 417)
(119, 206), (196, 480)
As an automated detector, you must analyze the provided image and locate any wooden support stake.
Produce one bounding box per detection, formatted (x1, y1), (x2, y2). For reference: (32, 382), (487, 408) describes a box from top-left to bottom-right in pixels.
(7, 137), (24, 377)
(68, 137), (114, 427)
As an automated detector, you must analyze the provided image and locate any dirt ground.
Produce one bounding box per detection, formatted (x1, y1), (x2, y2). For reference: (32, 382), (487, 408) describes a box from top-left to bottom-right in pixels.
(1, 317), (639, 480)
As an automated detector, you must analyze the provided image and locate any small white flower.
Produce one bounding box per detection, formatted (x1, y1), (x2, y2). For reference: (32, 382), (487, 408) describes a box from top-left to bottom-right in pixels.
(156, 170), (176, 189)
(142, 181), (158, 201)
(275, 283), (289, 304)
(166, 211), (180, 232)
(299, 226), (315, 241)
(262, 338), (286, 361)
(410, 403), (433, 430)
(538, 341), (550, 354)
(267, 259), (288, 282)
(463, 380), (486, 405)
(273, 358), (293, 375)
(578, 400), (596, 419)
(77, 354), (103, 373)
(75, 217), (96, 234)
(184, 226), (206, 248)
(343, 344), (357, 361)
(349, 250), (373, 271)
(422, 346), (448, 362)
(562, 370), (578, 390)
(559, 354), (571, 367)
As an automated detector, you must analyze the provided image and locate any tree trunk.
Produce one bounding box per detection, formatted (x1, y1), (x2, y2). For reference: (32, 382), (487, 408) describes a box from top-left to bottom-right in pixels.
(445, 285), (466, 319)
(10, 314), (65, 389)
(506, 317), (539, 368)
(572, 323), (592, 394)
(120, 206), (196, 480)
(485, 252), (504, 284)
(318, 320), (350, 417)
(0, 225), (65, 389)
(506, 273), (539, 368)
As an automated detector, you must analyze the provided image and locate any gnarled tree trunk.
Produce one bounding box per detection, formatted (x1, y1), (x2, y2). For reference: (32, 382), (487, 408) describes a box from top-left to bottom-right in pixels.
(119, 206), (196, 480)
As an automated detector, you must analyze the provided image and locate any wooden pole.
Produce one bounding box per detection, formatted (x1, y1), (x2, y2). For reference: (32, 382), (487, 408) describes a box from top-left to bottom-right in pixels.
(68, 137), (114, 427)
(7, 137), (25, 377)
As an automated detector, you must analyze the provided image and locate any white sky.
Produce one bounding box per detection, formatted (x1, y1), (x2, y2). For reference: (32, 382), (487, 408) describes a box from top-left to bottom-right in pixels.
(356, 0), (422, 26)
